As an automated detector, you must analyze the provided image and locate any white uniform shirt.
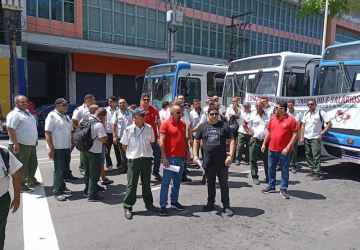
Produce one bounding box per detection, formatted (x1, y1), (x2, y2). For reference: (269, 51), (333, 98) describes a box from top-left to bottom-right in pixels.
(264, 105), (274, 119)
(111, 109), (133, 139)
(189, 109), (203, 129)
(0, 147), (22, 197)
(6, 107), (38, 145)
(248, 111), (269, 140)
(45, 110), (72, 149)
(72, 104), (90, 123)
(105, 106), (118, 133)
(238, 110), (252, 134)
(159, 108), (171, 123)
(301, 109), (329, 139)
(88, 116), (107, 154)
(288, 110), (302, 123)
(120, 123), (154, 159)
(225, 106), (240, 121)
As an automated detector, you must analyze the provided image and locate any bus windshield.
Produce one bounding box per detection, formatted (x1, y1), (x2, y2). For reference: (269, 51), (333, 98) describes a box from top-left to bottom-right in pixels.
(317, 64), (360, 95)
(143, 75), (174, 109)
(234, 71), (279, 95)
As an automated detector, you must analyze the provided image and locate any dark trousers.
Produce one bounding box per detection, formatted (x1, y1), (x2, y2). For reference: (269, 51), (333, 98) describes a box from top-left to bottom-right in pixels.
(0, 192), (10, 250)
(82, 151), (102, 196)
(304, 138), (321, 174)
(123, 157), (153, 209)
(118, 142), (128, 171)
(290, 141), (298, 168)
(205, 163), (230, 208)
(249, 138), (268, 182)
(10, 144), (37, 186)
(151, 142), (161, 175)
(53, 149), (70, 195)
(237, 133), (250, 162)
(105, 133), (121, 167)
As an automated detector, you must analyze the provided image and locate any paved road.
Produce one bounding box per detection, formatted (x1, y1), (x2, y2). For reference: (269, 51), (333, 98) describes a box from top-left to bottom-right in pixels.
(2, 140), (360, 250)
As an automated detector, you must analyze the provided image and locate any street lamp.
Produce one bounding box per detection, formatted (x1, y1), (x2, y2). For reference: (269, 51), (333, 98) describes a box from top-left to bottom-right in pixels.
(322, 0), (329, 55)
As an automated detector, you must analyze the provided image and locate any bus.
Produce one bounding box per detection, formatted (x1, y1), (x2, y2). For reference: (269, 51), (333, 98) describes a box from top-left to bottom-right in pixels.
(314, 41), (360, 160)
(222, 52), (320, 107)
(142, 61), (227, 109)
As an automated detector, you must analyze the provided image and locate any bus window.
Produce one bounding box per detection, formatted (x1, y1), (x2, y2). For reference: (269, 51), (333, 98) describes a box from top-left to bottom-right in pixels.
(283, 72), (307, 97)
(178, 77), (201, 104)
(207, 72), (225, 97)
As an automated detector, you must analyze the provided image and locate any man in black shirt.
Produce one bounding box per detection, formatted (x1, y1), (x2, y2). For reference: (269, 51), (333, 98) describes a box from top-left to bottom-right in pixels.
(193, 106), (236, 216)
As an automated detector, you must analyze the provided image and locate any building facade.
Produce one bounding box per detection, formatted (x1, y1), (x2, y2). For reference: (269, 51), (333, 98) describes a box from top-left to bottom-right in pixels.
(1, 0), (360, 112)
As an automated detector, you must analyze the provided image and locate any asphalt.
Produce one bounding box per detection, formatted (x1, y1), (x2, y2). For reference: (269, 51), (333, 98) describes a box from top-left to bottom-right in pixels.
(2, 140), (360, 250)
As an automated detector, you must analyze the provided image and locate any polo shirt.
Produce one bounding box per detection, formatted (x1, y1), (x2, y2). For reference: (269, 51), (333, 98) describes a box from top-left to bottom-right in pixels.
(45, 110), (72, 149)
(268, 114), (297, 152)
(142, 105), (159, 139)
(111, 109), (133, 139)
(6, 107), (38, 146)
(72, 104), (90, 123)
(0, 146), (22, 197)
(120, 123), (155, 159)
(105, 106), (118, 133)
(301, 109), (329, 139)
(160, 117), (187, 158)
(88, 116), (107, 154)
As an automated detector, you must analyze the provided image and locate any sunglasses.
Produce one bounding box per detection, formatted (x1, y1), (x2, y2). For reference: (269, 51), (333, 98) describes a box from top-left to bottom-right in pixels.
(175, 111), (182, 115)
(119, 102), (126, 104)
(308, 103), (315, 106)
(275, 106), (285, 110)
(142, 98), (150, 101)
(209, 113), (219, 116)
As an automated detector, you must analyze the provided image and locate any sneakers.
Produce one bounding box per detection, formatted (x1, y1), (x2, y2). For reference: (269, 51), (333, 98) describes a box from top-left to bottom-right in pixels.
(223, 207), (234, 217)
(145, 204), (158, 212)
(280, 189), (290, 199)
(202, 204), (215, 212)
(159, 207), (169, 216)
(63, 188), (72, 198)
(101, 178), (114, 186)
(171, 202), (185, 211)
(262, 186), (276, 193)
(124, 208), (133, 220)
(153, 173), (162, 181)
(55, 194), (68, 201)
(252, 178), (260, 185)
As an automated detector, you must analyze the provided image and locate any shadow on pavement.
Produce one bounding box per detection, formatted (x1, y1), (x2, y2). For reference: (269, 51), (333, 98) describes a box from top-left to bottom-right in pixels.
(322, 162), (360, 182)
(101, 183), (127, 205)
(227, 181), (252, 188)
(288, 190), (326, 200)
(228, 171), (249, 178)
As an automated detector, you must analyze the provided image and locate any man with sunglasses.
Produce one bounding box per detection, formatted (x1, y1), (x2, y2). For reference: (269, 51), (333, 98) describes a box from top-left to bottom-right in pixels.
(262, 101), (298, 199)
(193, 107), (236, 216)
(140, 94), (162, 181)
(300, 99), (331, 180)
(45, 98), (73, 201)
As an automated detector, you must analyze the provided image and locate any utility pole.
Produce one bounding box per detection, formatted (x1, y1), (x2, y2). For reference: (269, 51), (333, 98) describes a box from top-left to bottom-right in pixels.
(9, 25), (18, 107)
(227, 11), (253, 62)
(166, 0), (183, 63)
(321, 0), (329, 55)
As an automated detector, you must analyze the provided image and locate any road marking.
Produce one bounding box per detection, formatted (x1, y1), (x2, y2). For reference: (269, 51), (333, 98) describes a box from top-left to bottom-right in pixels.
(23, 169), (60, 250)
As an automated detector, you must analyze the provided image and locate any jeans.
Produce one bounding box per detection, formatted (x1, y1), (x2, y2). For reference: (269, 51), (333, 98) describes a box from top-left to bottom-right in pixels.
(151, 142), (161, 175)
(268, 151), (290, 190)
(159, 157), (185, 208)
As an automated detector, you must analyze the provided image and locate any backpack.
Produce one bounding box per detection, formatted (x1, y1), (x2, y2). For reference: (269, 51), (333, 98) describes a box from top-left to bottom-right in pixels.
(0, 147), (10, 176)
(72, 118), (99, 151)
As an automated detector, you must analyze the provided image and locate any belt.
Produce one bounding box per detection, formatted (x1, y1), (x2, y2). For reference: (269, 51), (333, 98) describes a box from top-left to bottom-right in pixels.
(128, 157), (152, 162)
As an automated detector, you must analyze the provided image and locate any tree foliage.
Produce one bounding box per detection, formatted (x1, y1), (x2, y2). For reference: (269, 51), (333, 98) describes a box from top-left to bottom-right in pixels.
(299, 0), (360, 17)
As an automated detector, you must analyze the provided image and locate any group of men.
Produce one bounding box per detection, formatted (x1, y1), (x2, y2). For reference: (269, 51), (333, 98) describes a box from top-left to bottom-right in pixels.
(0, 93), (331, 244)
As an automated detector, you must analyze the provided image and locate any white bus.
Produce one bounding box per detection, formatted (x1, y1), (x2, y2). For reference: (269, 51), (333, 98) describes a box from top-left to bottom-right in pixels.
(222, 52), (321, 106)
(142, 61), (227, 109)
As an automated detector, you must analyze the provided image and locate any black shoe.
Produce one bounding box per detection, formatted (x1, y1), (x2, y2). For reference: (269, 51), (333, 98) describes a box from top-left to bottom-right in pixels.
(252, 178), (260, 185)
(223, 207), (234, 217)
(159, 207), (169, 216)
(280, 189), (290, 199)
(171, 202), (185, 211)
(64, 174), (79, 181)
(182, 176), (192, 183)
(124, 208), (133, 220)
(145, 204), (158, 212)
(202, 204), (215, 212)
(201, 174), (207, 185)
(262, 186), (276, 193)
(101, 178), (114, 185)
(55, 194), (68, 201)
(96, 185), (106, 192)
(63, 188), (72, 198)
(153, 173), (162, 181)
(88, 194), (104, 202)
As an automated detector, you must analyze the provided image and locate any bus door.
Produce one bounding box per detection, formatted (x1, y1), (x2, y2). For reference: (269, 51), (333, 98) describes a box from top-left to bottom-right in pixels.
(177, 72), (202, 104)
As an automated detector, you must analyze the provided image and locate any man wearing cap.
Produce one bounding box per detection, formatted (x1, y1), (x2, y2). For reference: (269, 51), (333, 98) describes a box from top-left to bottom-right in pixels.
(121, 108), (156, 220)
(44, 98), (73, 201)
(140, 94), (162, 181)
(112, 98), (133, 174)
(262, 101), (298, 199)
(83, 108), (108, 201)
(6, 95), (39, 191)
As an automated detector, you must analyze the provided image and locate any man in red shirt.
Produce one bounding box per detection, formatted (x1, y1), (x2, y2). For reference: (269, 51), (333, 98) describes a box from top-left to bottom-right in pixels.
(159, 104), (188, 215)
(140, 94), (162, 181)
(261, 101), (297, 199)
